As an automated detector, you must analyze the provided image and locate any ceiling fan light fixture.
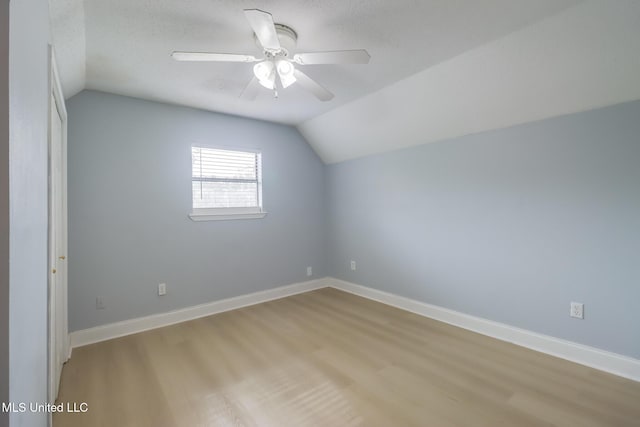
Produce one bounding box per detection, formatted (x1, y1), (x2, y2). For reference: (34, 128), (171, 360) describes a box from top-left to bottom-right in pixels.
(253, 61), (273, 80)
(277, 60), (293, 75)
(258, 75), (276, 90)
(276, 60), (296, 88)
(253, 61), (276, 89)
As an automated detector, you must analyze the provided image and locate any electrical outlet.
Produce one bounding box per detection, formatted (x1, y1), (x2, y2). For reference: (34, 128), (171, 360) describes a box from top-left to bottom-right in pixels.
(306, 266), (312, 277)
(570, 302), (584, 319)
(158, 283), (167, 296)
(350, 260), (356, 271)
(96, 296), (105, 310)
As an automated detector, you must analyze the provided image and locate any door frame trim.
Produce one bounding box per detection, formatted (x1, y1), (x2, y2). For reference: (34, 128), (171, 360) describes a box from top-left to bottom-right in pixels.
(47, 45), (69, 406)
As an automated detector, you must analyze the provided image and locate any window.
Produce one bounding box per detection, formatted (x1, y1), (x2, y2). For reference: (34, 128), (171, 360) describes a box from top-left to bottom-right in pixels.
(189, 146), (266, 221)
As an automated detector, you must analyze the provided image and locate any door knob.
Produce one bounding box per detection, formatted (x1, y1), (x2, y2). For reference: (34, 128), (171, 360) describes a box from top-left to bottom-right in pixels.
(59, 255), (66, 260)
(52, 268), (57, 274)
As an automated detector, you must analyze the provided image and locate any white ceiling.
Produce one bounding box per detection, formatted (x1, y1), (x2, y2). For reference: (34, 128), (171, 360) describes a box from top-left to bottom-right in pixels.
(50, 1), (640, 164)
(300, 0), (640, 163)
(51, 0), (578, 125)
(51, 0), (86, 97)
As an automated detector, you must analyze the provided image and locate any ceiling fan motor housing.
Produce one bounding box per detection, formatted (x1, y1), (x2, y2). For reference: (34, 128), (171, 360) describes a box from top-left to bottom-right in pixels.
(255, 24), (298, 57)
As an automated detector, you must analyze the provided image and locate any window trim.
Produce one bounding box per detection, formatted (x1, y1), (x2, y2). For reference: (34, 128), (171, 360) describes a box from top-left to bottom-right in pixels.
(189, 207), (267, 221)
(189, 144), (267, 222)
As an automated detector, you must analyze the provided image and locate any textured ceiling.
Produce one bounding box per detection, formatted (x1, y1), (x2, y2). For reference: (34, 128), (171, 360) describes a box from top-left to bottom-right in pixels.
(300, 0), (640, 163)
(52, 0), (640, 164)
(51, 0), (578, 125)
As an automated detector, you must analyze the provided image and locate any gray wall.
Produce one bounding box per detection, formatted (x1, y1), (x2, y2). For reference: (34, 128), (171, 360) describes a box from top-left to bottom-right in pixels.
(0, 0), (9, 425)
(9, 0), (51, 425)
(67, 91), (326, 332)
(327, 100), (640, 359)
(66, 89), (639, 361)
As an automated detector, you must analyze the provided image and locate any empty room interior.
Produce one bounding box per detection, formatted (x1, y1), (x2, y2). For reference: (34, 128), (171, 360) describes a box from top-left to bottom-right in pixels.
(2, 0), (640, 426)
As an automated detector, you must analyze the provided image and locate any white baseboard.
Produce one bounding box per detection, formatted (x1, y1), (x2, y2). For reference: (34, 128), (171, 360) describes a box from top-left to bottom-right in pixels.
(327, 277), (640, 382)
(69, 276), (640, 382)
(69, 278), (328, 348)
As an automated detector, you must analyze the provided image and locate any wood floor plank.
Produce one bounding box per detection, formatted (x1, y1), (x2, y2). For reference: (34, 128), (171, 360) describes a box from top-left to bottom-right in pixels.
(54, 288), (640, 427)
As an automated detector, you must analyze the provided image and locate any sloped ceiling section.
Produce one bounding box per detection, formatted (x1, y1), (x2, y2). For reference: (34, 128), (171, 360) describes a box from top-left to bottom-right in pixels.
(50, 0), (578, 125)
(299, 0), (640, 164)
(51, 0), (86, 97)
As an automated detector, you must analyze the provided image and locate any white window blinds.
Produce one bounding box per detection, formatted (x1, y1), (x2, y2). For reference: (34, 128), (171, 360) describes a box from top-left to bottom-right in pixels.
(191, 146), (262, 210)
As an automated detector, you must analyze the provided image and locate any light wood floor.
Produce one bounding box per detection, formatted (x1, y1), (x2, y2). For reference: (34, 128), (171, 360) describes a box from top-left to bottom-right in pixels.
(54, 288), (640, 427)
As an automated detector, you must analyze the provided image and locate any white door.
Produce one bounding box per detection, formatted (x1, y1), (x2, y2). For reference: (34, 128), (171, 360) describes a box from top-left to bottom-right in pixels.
(48, 50), (68, 403)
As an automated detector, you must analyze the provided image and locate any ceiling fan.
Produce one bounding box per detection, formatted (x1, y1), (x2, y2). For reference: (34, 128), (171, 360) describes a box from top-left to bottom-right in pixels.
(172, 9), (371, 101)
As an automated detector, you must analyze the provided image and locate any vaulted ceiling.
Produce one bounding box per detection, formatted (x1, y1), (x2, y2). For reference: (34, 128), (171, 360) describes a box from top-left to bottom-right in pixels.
(51, 0), (640, 163)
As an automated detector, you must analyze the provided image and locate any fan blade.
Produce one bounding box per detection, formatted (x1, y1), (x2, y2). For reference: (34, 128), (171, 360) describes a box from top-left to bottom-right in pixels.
(293, 69), (334, 101)
(240, 76), (261, 100)
(293, 49), (370, 65)
(172, 52), (259, 62)
(244, 9), (281, 51)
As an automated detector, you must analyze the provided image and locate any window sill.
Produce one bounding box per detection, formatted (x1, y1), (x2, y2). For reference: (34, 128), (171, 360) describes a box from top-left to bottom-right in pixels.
(188, 211), (268, 222)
